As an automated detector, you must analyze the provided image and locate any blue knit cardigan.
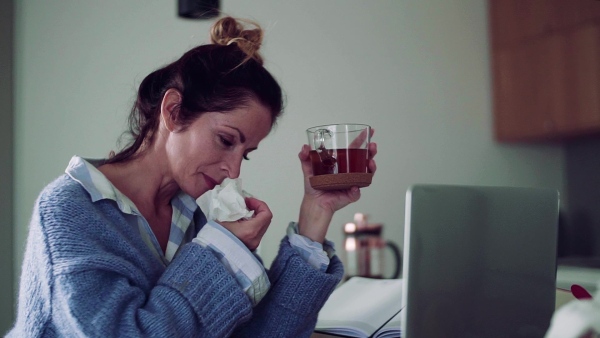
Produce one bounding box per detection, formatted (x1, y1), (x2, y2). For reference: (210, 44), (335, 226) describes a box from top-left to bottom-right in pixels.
(7, 174), (344, 337)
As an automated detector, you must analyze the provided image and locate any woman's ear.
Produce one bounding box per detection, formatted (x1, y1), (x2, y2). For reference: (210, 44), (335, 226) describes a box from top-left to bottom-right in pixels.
(160, 89), (183, 133)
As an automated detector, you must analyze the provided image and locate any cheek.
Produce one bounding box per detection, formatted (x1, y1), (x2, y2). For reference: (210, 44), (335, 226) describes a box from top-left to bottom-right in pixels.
(166, 130), (222, 178)
(165, 138), (199, 183)
(179, 142), (221, 174)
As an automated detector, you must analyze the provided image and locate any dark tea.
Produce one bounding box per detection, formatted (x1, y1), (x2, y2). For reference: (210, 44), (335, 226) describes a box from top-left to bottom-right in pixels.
(309, 148), (368, 176)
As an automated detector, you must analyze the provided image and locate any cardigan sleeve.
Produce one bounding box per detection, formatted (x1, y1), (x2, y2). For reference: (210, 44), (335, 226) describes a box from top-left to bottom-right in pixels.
(51, 244), (253, 337)
(233, 237), (345, 338)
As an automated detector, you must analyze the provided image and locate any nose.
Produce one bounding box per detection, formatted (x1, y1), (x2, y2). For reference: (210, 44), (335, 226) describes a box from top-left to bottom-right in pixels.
(223, 153), (243, 179)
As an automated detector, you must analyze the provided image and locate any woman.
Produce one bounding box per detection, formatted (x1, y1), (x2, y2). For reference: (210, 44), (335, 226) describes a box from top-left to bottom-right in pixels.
(8, 16), (377, 337)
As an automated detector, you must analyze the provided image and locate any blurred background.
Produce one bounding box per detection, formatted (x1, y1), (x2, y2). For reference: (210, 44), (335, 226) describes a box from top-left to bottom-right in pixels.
(1, 0), (599, 333)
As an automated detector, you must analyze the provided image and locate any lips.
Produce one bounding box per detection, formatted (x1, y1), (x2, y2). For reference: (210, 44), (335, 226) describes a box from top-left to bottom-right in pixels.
(203, 174), (218, 190)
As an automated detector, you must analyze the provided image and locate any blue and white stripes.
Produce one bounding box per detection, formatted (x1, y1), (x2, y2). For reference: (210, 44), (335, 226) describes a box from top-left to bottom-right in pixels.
(165, 193), (198, 261)
(193, 221), (270, 305)
(287, 222), (336, 273)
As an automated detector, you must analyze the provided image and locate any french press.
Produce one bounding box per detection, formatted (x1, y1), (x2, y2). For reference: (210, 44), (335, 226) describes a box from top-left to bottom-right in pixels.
(342, 213), (402, 280)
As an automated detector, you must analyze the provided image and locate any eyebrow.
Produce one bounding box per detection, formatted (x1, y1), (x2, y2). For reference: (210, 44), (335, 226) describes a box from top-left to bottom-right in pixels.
(228, 126), (246, 143)
(224, 125), (258, 152)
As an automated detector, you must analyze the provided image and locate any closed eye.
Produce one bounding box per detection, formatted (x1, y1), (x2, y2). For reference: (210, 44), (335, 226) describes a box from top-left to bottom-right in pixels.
(219, 135), (233, 147)
(220, 135), (250, 160)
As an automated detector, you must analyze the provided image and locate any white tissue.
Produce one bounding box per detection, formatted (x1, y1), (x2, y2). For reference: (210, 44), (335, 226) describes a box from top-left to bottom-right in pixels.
(545, 282), (600, 338)
(197, 178), (254, 222)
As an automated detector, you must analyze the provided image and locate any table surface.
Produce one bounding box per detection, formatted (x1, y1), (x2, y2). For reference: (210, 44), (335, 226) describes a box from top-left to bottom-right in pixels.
(556, 265), (600, 294)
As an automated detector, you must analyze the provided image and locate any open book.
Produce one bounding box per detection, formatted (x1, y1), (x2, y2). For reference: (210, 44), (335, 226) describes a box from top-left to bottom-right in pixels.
(315, 277), (403, 338)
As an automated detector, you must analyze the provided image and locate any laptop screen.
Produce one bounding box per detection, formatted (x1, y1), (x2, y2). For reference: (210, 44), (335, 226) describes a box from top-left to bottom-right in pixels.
(401, 184), (559, 338)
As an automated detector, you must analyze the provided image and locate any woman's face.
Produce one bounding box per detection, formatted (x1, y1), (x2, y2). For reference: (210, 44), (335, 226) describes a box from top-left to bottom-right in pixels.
(165, 99), (273, 199)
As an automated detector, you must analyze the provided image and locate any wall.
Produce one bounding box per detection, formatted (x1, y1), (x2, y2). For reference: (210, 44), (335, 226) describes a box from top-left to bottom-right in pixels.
(12, 0), (566, 324)
(0, 0), (15, 333)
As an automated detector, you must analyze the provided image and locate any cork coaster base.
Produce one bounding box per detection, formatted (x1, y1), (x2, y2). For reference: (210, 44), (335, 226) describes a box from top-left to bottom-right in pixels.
(309, 173), (373, 191)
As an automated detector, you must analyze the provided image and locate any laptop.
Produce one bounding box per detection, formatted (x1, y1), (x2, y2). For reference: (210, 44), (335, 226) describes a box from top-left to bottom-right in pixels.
(401, 184), (559, 338)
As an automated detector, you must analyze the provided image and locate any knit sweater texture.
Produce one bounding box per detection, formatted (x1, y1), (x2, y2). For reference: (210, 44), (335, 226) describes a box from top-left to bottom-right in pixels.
(7, 174), (344, 337)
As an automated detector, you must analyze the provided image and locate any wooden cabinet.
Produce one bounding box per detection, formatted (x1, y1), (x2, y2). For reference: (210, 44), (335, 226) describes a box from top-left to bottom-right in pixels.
(489, 0), (600, 142)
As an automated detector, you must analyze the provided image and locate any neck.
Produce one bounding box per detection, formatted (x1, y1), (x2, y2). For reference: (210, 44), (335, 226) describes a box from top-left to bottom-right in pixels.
(99, 149), (178, 217)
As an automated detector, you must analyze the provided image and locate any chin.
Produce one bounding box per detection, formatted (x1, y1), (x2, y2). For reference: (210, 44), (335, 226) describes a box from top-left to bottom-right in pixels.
(183, 185), (209, 200)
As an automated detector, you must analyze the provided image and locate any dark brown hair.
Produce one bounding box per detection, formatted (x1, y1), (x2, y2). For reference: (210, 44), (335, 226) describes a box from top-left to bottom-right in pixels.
(106, 17), (284, 164)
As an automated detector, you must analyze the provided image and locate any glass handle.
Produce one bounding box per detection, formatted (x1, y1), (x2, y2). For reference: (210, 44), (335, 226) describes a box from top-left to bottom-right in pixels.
(313, 128), (332, 150)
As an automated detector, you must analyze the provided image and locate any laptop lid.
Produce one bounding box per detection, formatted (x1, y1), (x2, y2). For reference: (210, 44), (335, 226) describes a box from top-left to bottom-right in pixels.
(401, 184), (559, 338)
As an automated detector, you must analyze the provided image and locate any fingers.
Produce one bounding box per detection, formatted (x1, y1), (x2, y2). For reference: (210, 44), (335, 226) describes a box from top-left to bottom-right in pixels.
(368, 159), (377, 174)
(298, 144), (314, 178)
(349, 128), (375, 148)
(217, 197), (271, 251)
(245, 197), (273, 220)
(347, 186), (361, 202)
(368, 142), (378, 158)
(349, 128), (371, 148)
(298, 144), (310, 161)
(368, 142), (377, 173)
(246, 202), (271, 251)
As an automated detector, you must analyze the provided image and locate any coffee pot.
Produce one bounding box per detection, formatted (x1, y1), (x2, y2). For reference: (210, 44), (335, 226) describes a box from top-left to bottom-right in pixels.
(342, 213), (402, 280)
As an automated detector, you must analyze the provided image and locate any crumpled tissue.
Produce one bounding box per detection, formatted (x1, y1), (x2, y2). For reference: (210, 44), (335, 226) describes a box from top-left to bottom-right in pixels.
(197, 178), (254, 222)
(545, 281), (600, 338)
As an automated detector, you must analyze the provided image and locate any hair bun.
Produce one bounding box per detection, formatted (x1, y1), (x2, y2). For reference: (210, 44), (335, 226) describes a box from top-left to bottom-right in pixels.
(210, 17), (264, 65)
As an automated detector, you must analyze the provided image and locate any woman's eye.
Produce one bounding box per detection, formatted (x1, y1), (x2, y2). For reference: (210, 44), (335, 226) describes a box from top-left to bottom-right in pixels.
(219, 134), (249, 160)
(219, 136), (233, 147)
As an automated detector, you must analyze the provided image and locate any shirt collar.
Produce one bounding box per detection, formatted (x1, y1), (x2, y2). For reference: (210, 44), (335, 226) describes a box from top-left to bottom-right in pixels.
(65, 155), (198, 216)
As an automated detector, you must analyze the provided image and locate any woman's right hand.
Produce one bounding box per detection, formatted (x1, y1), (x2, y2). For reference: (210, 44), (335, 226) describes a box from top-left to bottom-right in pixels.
(296, 128), (377, 243)
(218, 197), (272, 251)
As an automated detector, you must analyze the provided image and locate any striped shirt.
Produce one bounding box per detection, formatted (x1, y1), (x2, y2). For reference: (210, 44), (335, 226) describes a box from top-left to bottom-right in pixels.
(65, 156), (335, 305)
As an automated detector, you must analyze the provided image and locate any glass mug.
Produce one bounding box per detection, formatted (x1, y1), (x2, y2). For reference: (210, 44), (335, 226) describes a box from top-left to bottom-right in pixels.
(306, 123), (373, 190)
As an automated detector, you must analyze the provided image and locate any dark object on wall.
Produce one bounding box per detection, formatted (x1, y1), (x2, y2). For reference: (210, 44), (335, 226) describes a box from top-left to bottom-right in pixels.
(178, 0), (220, 19)
(565, 136), (600, 258)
